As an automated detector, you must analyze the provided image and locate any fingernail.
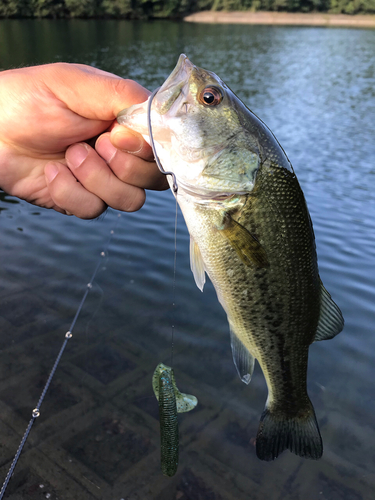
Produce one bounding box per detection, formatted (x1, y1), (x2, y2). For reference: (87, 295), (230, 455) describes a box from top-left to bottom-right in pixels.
(67, 143), (89, 169)
(45, 163), (59, 183)
(113, 131), (143, 153)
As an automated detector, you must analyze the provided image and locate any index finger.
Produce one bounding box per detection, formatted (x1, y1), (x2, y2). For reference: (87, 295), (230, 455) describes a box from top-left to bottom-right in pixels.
(43, 63), (150, 121)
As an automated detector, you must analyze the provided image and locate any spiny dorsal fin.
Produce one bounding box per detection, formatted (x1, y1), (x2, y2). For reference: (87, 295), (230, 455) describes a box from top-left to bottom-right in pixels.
(314, 281), (344, 342)
(189, 236), (206, 291)
(220, 213), (269, 268)
(230, 326), (255, 385)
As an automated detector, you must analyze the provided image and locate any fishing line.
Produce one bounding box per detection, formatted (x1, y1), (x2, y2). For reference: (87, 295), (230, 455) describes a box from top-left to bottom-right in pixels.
(170, 196), (178, 368)
(147, 87), (178, 194)
(147, 86), (198, 477)
(147, 86), (179, 368)
(147, 87), (178, 366)
(0, 212), (121, 500)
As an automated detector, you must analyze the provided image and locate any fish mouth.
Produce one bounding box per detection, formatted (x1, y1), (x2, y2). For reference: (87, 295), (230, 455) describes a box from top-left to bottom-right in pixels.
(153, 54), (194, 115)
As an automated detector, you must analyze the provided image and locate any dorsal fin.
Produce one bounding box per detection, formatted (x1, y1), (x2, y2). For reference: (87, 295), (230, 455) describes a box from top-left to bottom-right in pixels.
(314, 281), (344, 342)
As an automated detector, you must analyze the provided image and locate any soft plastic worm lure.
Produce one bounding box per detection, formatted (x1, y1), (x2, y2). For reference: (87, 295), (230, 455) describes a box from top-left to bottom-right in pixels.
(153, 363), (197, 476)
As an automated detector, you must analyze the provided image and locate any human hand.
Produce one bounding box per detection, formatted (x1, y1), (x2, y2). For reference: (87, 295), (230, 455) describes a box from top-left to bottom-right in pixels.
(0, 63), (167, 218)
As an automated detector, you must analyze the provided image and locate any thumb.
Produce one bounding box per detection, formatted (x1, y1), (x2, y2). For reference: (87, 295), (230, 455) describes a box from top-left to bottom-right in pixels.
(42, 63), (150, 122)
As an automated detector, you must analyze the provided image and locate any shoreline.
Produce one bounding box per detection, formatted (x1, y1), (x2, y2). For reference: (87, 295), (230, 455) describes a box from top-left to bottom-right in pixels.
(184, 11), (375, 29)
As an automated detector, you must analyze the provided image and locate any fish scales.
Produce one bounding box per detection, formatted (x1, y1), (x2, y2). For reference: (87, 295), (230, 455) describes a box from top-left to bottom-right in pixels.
(179, 163), (320, 405)
(178, 158), (323, 459)
(118, 54), (344, 461)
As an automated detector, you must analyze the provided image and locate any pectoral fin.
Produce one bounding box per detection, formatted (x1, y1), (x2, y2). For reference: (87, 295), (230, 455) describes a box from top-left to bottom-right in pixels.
(314, 281), (344, 342)
(230, 327), (255, 385)
(220, 214), (268, 268)
(190, 236), (206, 291)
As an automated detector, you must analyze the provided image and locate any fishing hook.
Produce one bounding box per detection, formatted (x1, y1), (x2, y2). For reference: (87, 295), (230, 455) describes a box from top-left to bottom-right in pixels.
(147, 87), (178, 194)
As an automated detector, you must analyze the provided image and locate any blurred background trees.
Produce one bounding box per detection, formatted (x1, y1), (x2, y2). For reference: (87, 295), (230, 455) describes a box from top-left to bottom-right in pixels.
(1, 0), (374, 18)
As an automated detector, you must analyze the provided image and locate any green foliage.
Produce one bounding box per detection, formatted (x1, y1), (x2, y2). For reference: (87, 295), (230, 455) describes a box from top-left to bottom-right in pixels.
(33, 0), (67, 18)
(100, 0), (133, 17)
(330, 0), (375, 13)
(0, 0), (19, 17)
(65, 0), (98, 18)
(0, 0), (374, 18)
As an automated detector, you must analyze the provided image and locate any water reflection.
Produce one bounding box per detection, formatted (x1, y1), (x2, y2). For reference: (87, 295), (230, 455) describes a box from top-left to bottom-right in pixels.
(0, 19), (374, 500)
(0, 190), (19, 213)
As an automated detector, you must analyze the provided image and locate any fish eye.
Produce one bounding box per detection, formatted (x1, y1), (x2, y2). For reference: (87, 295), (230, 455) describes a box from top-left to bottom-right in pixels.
(199, 86), (223, 106)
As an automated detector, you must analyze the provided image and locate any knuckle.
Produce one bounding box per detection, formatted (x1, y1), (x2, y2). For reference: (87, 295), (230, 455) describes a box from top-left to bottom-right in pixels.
(78, 202), (107, 220)
(69, 196), (106, 220)
(121, 189), (145, 213)
(115, 155), (134, 182)
(112, 78), (149, 110)
(51, 181), (70, 207)
(112, 78), (132, 99)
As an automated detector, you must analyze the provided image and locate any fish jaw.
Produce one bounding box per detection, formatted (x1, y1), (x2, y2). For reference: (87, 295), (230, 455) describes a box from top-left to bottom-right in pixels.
(153, 54), (194, 115)
(117, 56), (193, 138)
(116, 54), (194, 144)
(117, 100), (149, 136)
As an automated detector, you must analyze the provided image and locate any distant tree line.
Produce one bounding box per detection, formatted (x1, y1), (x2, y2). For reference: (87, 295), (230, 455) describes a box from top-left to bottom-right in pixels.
(0, 0), (374, 19)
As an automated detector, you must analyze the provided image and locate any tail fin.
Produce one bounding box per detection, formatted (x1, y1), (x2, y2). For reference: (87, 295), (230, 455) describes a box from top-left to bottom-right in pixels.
(256, 403), (323, 461)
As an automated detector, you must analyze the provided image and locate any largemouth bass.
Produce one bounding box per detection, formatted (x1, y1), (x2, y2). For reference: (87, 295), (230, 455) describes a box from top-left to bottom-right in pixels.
(118, 55), (344, 461)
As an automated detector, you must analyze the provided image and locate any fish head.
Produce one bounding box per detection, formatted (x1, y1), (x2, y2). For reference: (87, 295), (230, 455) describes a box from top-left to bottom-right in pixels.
(153, 54), (260, 195)
(118, 54), (291, 197)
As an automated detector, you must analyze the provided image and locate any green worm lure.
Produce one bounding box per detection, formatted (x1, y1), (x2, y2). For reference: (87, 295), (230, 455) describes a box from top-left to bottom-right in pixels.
(152, 363), (198, 477)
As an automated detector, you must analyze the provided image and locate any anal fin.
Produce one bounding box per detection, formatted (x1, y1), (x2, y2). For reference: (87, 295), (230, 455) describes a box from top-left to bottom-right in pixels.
(314, 281), (344, 342)
(230, 327), (255, 385)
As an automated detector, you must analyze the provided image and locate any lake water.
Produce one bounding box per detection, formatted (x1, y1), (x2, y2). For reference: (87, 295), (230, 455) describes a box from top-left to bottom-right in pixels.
(0, 19), (375, 500)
